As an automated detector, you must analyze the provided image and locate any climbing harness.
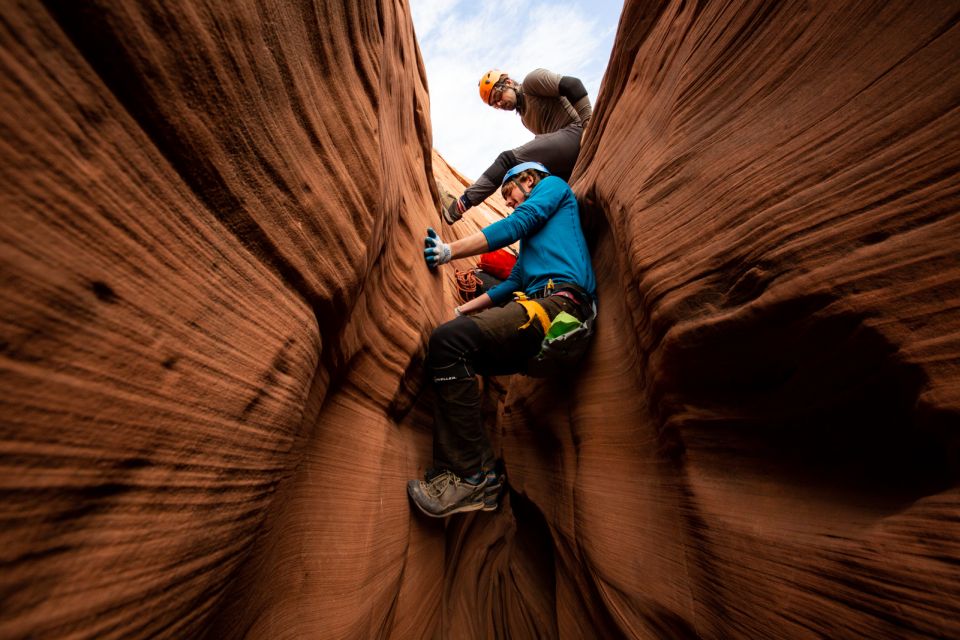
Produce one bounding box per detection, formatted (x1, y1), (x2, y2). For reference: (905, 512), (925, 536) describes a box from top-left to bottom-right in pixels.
(513, 291), (552, 334)
(527, 300), (597, 377)
(513, 280), (599, 377)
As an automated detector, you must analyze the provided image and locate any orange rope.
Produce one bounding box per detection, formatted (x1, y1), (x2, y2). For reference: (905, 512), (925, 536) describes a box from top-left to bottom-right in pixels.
(455, 269), (482, 303)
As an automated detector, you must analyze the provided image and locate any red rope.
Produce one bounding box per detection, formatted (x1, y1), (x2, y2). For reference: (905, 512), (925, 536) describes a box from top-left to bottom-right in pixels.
(455, 269), (482, 303)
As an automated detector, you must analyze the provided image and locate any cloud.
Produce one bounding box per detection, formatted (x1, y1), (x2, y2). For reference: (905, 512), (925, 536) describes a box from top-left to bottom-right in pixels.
(411, 0), (621, 181)
(409, 0), (459, 41)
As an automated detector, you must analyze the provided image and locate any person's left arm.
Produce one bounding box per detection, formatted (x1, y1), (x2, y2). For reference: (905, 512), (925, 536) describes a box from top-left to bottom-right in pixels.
(558, 75), (592, 126)
(482, 254), (525, 307)
(456, 292), (493, 316)
(524, 69), (592, 126)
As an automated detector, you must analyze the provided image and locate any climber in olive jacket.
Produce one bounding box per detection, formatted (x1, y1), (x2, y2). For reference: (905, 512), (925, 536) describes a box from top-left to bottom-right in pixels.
(443, 68), (593, 225)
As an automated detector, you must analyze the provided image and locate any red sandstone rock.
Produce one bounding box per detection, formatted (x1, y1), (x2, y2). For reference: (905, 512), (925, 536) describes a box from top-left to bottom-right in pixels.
(1, 1), (958, 639)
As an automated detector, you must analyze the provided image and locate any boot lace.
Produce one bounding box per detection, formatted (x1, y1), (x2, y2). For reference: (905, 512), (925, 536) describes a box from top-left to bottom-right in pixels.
(424, 470), (460, 498)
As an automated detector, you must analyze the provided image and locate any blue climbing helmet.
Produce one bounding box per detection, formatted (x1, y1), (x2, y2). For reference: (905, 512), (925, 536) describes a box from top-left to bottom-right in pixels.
(501, 161), (550, 185)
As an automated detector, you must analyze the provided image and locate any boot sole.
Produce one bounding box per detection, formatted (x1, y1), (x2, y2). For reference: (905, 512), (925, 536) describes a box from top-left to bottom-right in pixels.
(412, 499), (486, 518)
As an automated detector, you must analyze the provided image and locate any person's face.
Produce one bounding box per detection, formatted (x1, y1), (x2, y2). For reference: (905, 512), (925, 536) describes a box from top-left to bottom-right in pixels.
(489, 81), (517, 110)
(502, 176), (534, 208)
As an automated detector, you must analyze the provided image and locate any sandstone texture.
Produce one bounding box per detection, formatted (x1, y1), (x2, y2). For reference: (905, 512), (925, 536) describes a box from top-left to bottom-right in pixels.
(1, 1), (958, 639)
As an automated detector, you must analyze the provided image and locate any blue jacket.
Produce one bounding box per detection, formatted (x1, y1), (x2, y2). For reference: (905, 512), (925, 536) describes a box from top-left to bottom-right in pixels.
(481, 176), (597, 306)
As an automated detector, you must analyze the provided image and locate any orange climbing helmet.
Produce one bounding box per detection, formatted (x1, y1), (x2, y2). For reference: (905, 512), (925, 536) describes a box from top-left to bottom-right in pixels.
(478, 69), (507, 105)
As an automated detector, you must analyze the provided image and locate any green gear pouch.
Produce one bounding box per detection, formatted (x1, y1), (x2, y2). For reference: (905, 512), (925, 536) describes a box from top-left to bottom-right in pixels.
(525, 302), (597, 377)
(544, 311), (581, 340)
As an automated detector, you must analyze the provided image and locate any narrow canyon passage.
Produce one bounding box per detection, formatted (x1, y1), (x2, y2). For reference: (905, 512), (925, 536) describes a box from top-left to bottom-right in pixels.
(1, 1), (958, 638)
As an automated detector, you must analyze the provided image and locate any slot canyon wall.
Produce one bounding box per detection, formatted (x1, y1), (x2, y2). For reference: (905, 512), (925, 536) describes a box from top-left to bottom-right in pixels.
(1, 1), (958, 638)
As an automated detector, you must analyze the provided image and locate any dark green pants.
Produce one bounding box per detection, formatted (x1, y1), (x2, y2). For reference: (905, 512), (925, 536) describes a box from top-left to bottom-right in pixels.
(428, 291), (591, 477)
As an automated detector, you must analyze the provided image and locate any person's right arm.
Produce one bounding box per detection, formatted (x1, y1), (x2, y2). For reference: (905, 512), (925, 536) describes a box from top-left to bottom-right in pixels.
(481, 177), (563, 250)
(448, 230), (489, 260)
(424, 227), (488, 268)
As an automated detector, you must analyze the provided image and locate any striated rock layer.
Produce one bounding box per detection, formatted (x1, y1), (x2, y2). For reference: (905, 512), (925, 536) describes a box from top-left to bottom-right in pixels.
(562, 2), (960, 637)
(1, 0), (958, 638)
(0, 1), (444, 637)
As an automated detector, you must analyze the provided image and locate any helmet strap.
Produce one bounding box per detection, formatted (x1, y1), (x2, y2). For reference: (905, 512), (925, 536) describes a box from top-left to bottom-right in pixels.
(511, 178), (529, 199)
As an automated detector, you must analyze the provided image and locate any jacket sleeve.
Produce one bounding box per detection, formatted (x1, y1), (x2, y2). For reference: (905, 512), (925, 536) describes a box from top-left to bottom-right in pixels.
(485, 259), (525, 306)
(559, 75), (592, 126)
(481, 178), (562, 250)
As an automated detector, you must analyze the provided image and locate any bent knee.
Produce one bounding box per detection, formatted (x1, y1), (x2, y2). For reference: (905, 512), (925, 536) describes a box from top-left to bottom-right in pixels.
(428, 320), (460, 358)
(428, 317), (479, 363)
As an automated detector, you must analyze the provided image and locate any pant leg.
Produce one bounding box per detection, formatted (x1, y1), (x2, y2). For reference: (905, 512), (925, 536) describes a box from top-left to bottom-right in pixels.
(429, 296), (588, 477)
(428, 317), (494, 477)
(511, 122), (584, 180)
(428, 303), (542, 477)
(463, 150), (517, 208)
(461, 121), (583, 207)
(470, 294), (591, 367)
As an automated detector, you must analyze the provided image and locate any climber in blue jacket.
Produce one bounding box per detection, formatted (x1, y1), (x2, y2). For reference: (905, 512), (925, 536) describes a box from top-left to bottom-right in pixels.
(408, 162), (597, 518)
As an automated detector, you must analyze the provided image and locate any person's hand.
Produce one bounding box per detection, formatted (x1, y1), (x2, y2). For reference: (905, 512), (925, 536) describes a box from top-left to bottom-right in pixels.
(424, 227), (452, 268)
(443, 195), (469, 225)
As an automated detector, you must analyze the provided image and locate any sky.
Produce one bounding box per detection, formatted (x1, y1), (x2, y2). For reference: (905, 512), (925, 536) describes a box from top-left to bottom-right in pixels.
(409, 0), (624, 180)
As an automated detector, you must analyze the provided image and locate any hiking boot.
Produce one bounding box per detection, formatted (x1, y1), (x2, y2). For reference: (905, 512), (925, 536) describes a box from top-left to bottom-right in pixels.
(407, 469), (488, 518)
(482, 468), (506, 512)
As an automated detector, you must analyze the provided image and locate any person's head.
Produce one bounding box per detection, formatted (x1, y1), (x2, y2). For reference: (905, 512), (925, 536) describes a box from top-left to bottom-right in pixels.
(500, 162), (550, 208)
(478, 69), (518, 111)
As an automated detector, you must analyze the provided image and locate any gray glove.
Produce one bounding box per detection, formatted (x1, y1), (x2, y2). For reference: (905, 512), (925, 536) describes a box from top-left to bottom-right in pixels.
(424, 227), (452, 268)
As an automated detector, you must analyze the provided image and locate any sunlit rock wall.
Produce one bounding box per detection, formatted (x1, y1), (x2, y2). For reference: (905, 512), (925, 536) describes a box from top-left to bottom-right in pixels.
(0, 1), (459, 637)
(526, 0), (959, 637)
(2, 0), (959, 639)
